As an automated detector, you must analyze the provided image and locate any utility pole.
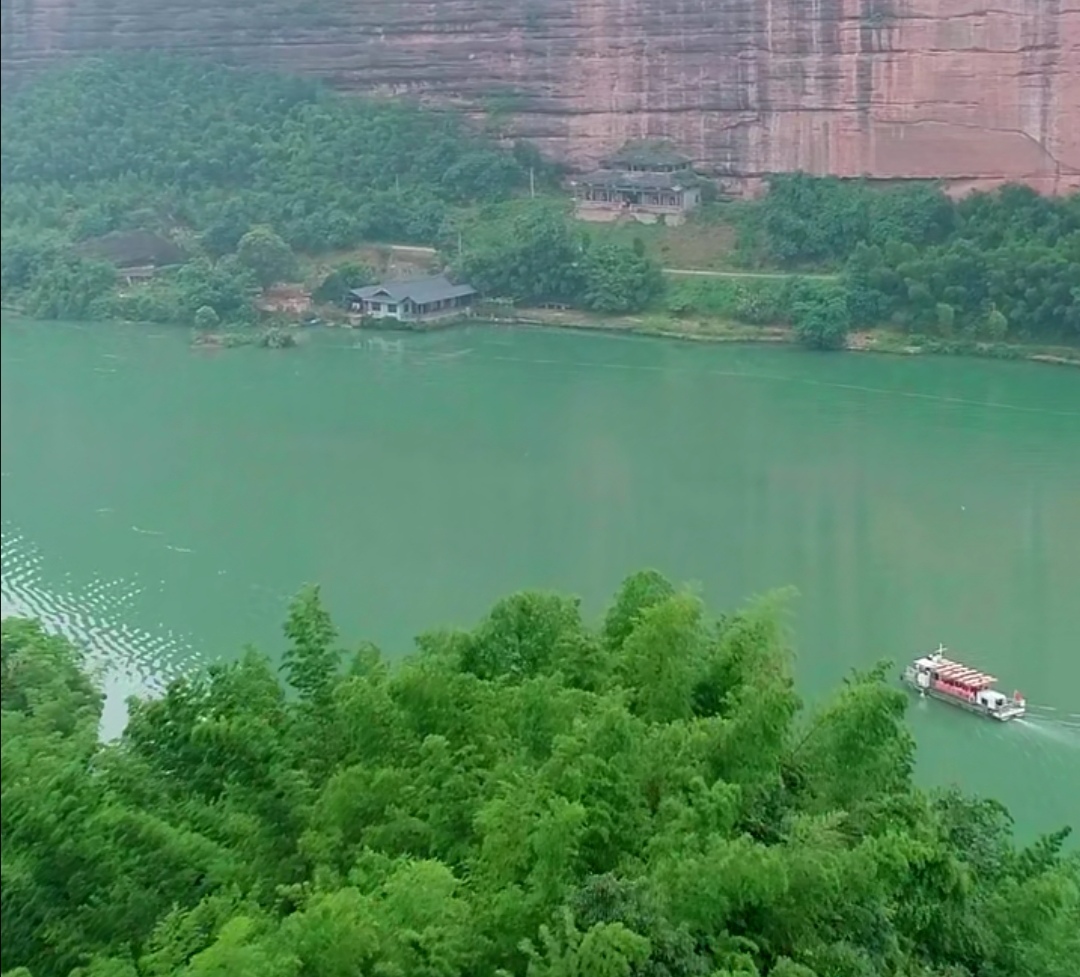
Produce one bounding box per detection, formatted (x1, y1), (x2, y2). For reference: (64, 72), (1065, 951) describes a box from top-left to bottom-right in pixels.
(529, 166), (536, 198)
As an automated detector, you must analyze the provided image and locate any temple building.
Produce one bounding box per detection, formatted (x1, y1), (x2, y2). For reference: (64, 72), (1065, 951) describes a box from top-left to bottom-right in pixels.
(599, 142), (695, 174)
(570, 141), (702, 224)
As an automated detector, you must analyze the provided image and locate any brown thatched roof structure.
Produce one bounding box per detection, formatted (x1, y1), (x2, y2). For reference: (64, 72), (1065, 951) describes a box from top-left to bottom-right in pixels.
(77, 230), (185, 269)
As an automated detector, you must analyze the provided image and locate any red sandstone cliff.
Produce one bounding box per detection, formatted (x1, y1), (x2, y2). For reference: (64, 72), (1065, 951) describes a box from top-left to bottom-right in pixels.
(2, 0), (1077, 193)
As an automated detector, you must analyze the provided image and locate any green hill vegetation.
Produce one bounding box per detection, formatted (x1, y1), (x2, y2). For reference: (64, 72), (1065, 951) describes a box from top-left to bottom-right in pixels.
(725, 175), (1080, 347)
(0, 55), (643, 326)
(0, 54), (540, 323)
(3, 573), (1078, 977)
(478, 177), (1079, 349)
(2, 55), (1077, 351)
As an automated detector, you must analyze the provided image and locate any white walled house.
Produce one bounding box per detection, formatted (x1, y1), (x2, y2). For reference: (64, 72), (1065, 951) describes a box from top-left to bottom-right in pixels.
(348, 275), (477, 322)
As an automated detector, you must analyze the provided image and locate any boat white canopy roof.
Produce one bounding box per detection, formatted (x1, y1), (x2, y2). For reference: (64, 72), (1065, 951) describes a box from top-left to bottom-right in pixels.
(914, 648), (998, 690)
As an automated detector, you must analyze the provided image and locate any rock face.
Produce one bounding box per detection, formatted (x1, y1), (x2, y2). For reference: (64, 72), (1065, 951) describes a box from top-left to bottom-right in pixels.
(2, 0), (1077, 192)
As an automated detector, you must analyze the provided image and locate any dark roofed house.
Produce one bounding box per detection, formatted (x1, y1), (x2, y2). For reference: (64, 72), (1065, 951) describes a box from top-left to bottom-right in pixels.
(599, 140), (693, 174)
(347, 274), (477, 323)
(576, 170), (698, 194)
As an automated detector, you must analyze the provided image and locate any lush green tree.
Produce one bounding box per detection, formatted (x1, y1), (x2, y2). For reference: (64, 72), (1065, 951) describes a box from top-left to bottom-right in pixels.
(3, 575), (1077, 977)
(791, 287), (852, 350)
(750, 177), (1079, 342)
(457, 201), (663, 314)
(193, 305), (220, 330)
(982, 307), (1009, 341)
(281, 584), (341, 705)
(580, 241), (664, 313)
(234, 226), (298, 288)
(602, 569), (677, 652)
(21, 253), (117, 320)
(107, 258), (257, 326)
(311, 262), (376, 305)
(458, 202), (587, 306)
(1, 618), (102, 733)
(753, 173), (955, 268)
(1, 231), (66, 291)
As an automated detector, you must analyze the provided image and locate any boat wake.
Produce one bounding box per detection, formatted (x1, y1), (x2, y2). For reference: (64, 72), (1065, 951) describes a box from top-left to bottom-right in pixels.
(1012, 713), (1080, 747)
(1022, 701), (1080, 722)
(2, 525), (200, 737)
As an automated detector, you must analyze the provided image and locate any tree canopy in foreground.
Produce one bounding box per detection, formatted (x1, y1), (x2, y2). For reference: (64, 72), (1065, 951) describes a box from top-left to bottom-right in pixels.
(2, 574), (1077, 977)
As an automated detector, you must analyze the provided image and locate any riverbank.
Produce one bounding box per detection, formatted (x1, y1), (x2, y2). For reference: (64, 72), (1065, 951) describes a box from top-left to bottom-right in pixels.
(7, 300), (1074, 370)
(300, 243), (1080, 368)
(477, 307), (1080, 368)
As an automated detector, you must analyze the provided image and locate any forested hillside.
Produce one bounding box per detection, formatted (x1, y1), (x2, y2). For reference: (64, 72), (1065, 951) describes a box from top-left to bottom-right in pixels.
(1, 55), (662, 324)
(1, 55), (532, 248)
(753, 176), (1080, 344)
(661, 178), (1080, 349)
(3, 574), (1077, 977)
(2, 55), (1077, 344)
(0, 54), (547, 322)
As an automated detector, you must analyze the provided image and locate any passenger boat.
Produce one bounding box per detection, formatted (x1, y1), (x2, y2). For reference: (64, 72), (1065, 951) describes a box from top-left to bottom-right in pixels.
(901, 645), (1026, 721)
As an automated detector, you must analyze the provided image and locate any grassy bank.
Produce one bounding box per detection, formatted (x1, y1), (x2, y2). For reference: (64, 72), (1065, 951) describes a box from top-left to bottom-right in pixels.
(578, 214), (741, 272)
(476, 306), (1080, 367)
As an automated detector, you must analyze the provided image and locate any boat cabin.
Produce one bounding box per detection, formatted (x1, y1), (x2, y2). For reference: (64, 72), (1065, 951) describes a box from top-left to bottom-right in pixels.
(973, 688), (1011, 711)
(910, 648), (998, 695)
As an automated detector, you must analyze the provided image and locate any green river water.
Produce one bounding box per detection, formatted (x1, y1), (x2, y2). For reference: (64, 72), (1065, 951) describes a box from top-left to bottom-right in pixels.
(2, 319), (1078, 838)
